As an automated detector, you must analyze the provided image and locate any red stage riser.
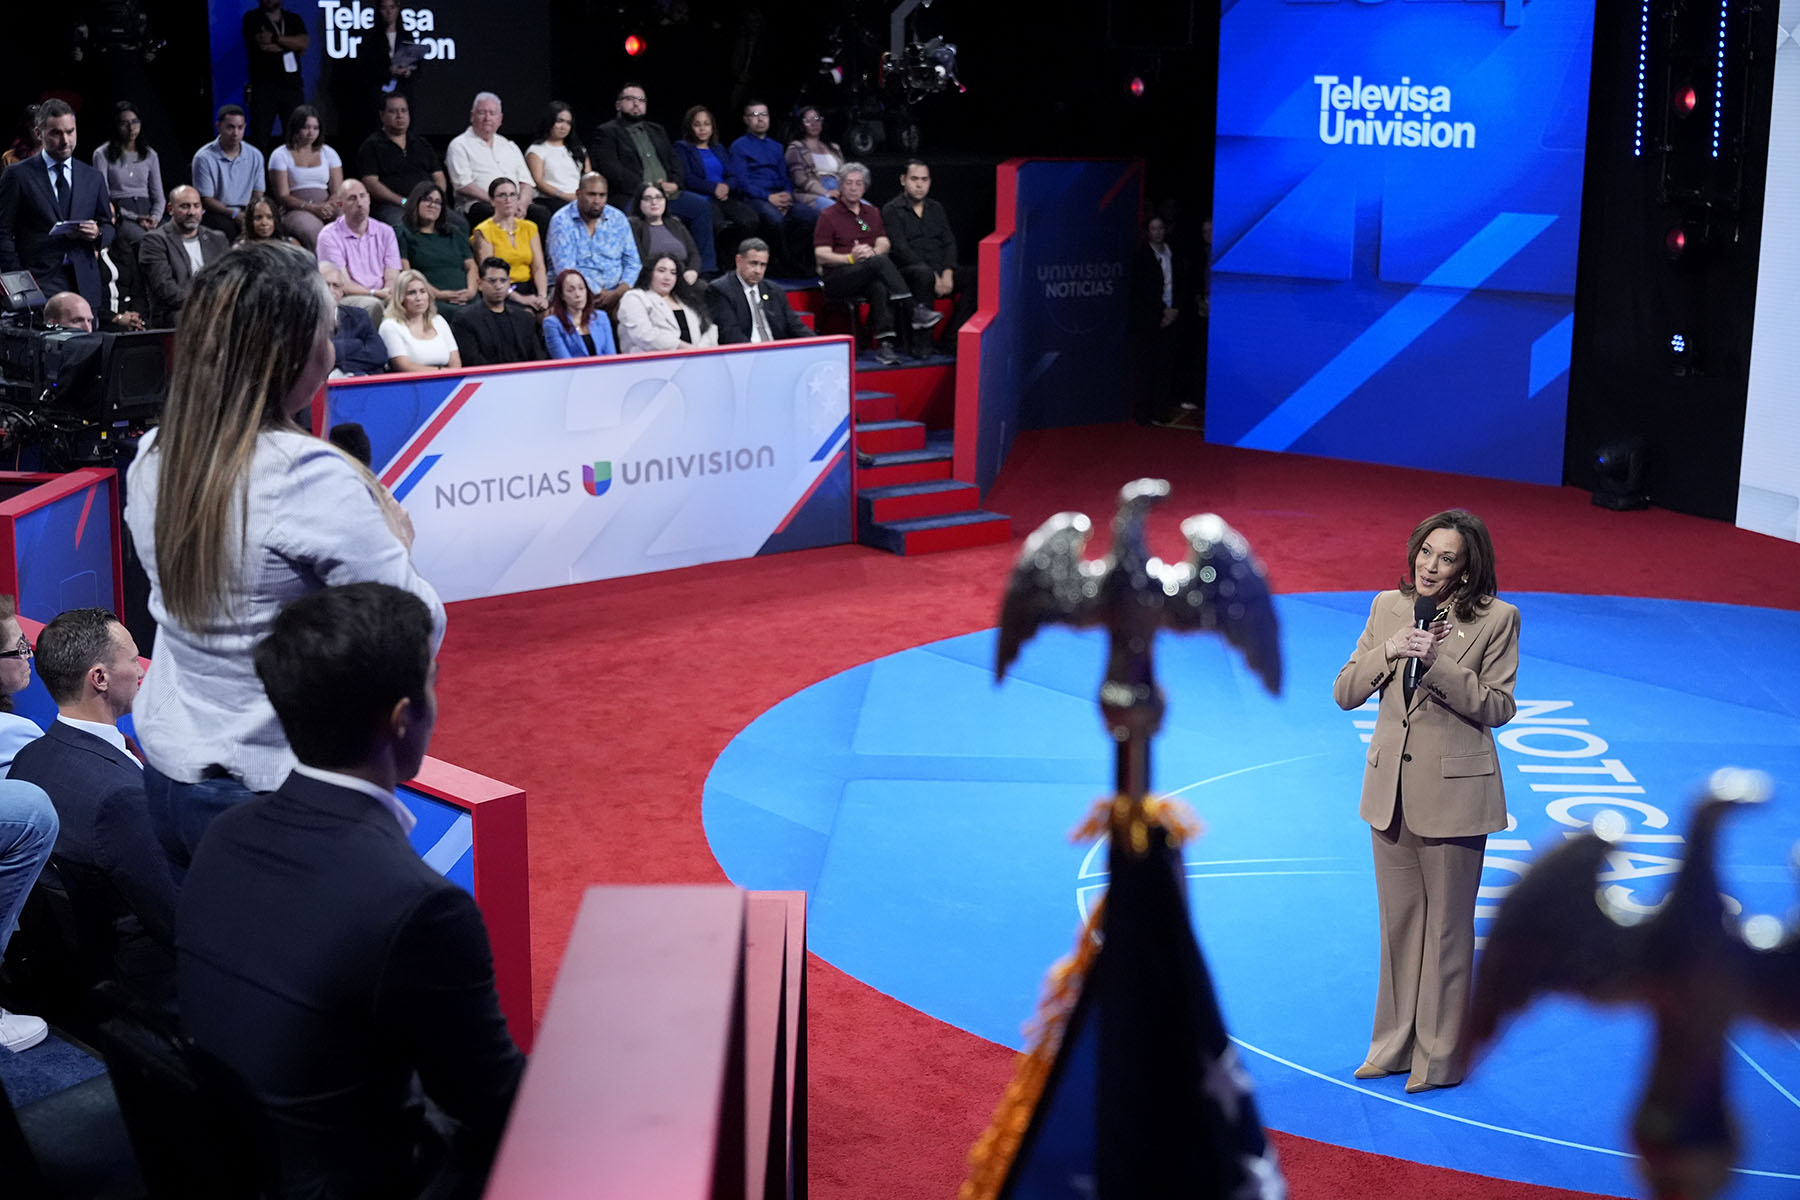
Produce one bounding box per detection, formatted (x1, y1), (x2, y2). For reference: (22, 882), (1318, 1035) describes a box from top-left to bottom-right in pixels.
(855, 421), (929, 456)
(889, 517), (1012, 555)
(862, 482), (981, 524)
(858, 458), (953, 488)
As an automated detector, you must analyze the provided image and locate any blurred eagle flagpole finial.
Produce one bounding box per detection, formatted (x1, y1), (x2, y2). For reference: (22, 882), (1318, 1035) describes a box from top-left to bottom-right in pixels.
(1470, 768), (1800, 1200)
(965, 480), (1288, 1200)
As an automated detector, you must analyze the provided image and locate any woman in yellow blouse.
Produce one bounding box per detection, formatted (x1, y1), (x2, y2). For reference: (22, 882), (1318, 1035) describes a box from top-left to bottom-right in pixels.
(470, 177), (548, 311)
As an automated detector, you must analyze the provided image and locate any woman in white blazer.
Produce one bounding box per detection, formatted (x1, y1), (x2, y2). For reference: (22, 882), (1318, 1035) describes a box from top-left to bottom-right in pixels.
(615, 253), (719, 353)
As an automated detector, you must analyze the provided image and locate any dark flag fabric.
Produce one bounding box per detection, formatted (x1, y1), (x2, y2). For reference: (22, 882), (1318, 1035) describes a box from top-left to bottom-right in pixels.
(963, 798), (1287, 1200)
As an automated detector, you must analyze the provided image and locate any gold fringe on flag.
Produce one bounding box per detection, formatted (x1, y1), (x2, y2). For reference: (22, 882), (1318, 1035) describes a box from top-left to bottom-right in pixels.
(958, 793), (1203, 1200)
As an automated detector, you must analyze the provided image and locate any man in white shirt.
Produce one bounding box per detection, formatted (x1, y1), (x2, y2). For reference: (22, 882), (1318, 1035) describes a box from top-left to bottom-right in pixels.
(8, 608), (178, 1011)
(708, 238), (809, 345)
(138, 185), (231, 328)
(445, 92), (548, 228)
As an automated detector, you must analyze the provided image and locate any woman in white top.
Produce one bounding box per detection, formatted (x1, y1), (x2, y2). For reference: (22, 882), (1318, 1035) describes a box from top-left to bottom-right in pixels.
(268, 105), (344, 251)
(616, 254), (719, 353)
(784, 106), (844, 213)
(123, 241), (443, 866)
(526, 101), (590, 213)
(378, 269), (462, 371)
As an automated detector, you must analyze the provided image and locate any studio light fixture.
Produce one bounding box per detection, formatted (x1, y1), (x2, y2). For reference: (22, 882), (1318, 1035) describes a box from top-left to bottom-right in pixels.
(1592, 438), (1650, 510)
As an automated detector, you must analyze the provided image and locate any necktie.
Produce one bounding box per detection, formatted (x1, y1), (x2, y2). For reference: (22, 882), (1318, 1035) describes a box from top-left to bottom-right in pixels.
(53, 160), (70, 220)
(749, 286), (772, 343)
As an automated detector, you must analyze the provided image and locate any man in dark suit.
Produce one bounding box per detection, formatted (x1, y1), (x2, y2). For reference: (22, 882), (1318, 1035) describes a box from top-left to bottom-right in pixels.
(709, 238), (809, 345)
(137, 186), (230, 328)
(0, 100), (115, 315)
(453, 257), (548, 366)
(1128, 214), (1187, 425)
(179, 583), (524, 1200)
(7, 608), (175, 1010)
(591, 83), (716, 272)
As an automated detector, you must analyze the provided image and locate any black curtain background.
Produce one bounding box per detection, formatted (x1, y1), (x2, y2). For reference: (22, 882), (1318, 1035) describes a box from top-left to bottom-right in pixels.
(1564, 0), (1779, 519)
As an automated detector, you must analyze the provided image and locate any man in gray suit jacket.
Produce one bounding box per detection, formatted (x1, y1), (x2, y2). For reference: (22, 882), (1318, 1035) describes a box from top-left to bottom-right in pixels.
(137, 186), (230, 328)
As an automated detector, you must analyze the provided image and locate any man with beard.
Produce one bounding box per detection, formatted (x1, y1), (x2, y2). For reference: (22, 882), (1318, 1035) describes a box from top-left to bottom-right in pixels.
(589, 84), (716, 274)
(138, 186), (231, 328)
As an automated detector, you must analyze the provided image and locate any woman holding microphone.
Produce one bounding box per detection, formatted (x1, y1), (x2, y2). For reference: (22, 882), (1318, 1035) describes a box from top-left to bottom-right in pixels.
(1332, 509), (1518, 1095)
(125, 241), (445, 869)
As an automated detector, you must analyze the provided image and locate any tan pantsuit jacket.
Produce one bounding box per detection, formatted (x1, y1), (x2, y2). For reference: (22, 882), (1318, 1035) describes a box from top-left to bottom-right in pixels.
(1333, 590), (1519, 838)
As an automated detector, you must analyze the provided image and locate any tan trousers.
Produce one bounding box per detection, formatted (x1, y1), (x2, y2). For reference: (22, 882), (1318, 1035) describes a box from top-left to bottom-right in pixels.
(1366, 801), (1487, 1088)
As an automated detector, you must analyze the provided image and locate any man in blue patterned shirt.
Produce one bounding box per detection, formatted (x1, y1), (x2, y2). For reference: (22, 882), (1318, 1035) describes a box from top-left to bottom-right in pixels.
(546, 173), (639, 311)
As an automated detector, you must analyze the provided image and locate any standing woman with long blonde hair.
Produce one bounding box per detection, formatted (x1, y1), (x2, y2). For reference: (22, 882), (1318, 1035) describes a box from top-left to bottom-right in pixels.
(124, 241), (444, 869)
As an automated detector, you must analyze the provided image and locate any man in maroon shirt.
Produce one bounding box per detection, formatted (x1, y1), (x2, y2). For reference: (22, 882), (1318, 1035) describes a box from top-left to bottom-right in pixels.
(813, 162), (940, 363)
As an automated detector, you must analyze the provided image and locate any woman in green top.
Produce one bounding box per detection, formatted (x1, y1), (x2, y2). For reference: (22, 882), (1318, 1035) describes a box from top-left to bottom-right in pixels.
(396, 181), (476, 311)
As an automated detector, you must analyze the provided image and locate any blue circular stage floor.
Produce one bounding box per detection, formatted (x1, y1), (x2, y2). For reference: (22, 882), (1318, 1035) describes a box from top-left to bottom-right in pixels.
(702, 593), (1800, 1198)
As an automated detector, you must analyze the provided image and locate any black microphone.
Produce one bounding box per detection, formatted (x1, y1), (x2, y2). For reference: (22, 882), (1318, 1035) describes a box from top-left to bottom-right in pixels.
(1406, 592), (1438, 694)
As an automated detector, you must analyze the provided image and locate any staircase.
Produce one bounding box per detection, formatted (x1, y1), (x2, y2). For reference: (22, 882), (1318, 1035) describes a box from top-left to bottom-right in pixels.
(852, 388), (1011, 555)
(784, 279), (1012, 556)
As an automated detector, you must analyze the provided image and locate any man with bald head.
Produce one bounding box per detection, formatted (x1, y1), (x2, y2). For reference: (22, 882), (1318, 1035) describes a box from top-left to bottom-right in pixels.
(138, 184), (231, 328)
(317, 178), (401, 320)
(43, 291), (95, 332)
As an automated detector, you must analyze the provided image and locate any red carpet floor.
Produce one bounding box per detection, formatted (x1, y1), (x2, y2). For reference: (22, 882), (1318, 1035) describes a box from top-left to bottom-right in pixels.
(429, 424), (1800, 1199)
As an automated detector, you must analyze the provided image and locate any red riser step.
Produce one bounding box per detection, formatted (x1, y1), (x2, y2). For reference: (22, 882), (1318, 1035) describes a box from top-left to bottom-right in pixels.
(854, 390), (899, 422)
(857, 449), (953, 488)
(862, 510), (1013, 555)
(855, 420), (927, 456)
(858, 480), (980, 525)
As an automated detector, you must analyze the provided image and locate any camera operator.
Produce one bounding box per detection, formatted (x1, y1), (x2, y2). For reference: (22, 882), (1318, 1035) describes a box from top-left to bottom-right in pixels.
(43, 291), (95, 332)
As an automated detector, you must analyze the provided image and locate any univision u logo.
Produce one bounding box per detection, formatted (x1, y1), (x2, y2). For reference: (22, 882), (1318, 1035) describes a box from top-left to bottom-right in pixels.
(582, 461), (612, 496)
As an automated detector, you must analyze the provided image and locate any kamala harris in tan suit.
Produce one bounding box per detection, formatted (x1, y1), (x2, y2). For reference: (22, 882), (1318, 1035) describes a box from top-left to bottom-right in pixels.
(1332, 509), (1519, 1094)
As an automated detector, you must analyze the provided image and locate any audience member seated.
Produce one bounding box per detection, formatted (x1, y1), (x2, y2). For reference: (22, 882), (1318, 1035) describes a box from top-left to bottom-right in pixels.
(617, 253), (718, 353)
(92, 101), (163, 251)
(784, 106), (843, 214)
(358, 93), (466, 236)
(446, 92), (547, 228)
(94, 246), (150, 331)
(0, 99), (115, 317)
(397, 180), (475, 312)
(236, 195), (300, 247)
(268, 104), (343, 250)
(9, 608), (177, 1012)
(0, 595), (46, 769)
(379, 269), (462, 372)
(318, 178), (400, 320)
(454, 257), (547, 366)
(178, 582), (524, 1200)
(0, 594), (57, 1054)
(139, 185), (230, 329)
(526, 101), (589, 215)
(191, 105), (267, 241)
(882, 158), (976, 345)
(320, 262), (388, 377)
(541, 268), (616, 359)
(728, 99), (817, 273)
(471, 177), (547, 311)
(676, 105), (759, 264)
(124, 243), (444, 868)
(814, 162), (939, 364)
(630, 182), (701, 286)
(709, 238), (810, 345)
(590, 84), (716, 275)
(546, 172), (637, 315)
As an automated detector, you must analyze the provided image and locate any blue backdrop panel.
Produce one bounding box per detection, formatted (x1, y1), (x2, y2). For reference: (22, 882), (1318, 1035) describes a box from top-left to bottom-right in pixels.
(703, 594), (1800, 1198)
(1206, 0), (1595, 484)
(8, 476), (118, 622)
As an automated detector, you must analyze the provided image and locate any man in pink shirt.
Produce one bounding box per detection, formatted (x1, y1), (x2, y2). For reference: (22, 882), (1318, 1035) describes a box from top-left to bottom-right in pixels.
(316, 179), (399, 320)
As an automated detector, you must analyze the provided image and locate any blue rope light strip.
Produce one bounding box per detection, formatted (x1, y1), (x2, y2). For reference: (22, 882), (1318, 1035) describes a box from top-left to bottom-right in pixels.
(1713, 0), (1728, 157)
(1635, 0), (1651, 157)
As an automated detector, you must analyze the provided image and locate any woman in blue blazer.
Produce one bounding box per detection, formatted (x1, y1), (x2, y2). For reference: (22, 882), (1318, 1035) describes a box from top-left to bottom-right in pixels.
(543, 269), (616, 359)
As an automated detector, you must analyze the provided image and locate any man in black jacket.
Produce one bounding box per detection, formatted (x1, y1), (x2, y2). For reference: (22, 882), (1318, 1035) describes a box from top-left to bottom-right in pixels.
(708, 239), (810, 345)
(453, 257), (548, 366)
(591, 84), (716, 273)
(178, 583), (524, 1200)
(8, 608), (175, 1010)
(881, 159), (975, 356)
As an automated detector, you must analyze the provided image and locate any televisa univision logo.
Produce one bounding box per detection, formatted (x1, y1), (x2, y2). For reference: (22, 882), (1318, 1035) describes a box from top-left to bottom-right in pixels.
(1313, 75), (1476, 149)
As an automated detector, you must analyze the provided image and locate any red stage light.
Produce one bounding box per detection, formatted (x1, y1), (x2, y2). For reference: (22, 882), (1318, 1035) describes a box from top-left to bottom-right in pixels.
(1128, 76), (1146, 97)
(624, 34), (645, 56)
(1666, 227), (1686, 256)
(1678, 86), (1697, 113)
